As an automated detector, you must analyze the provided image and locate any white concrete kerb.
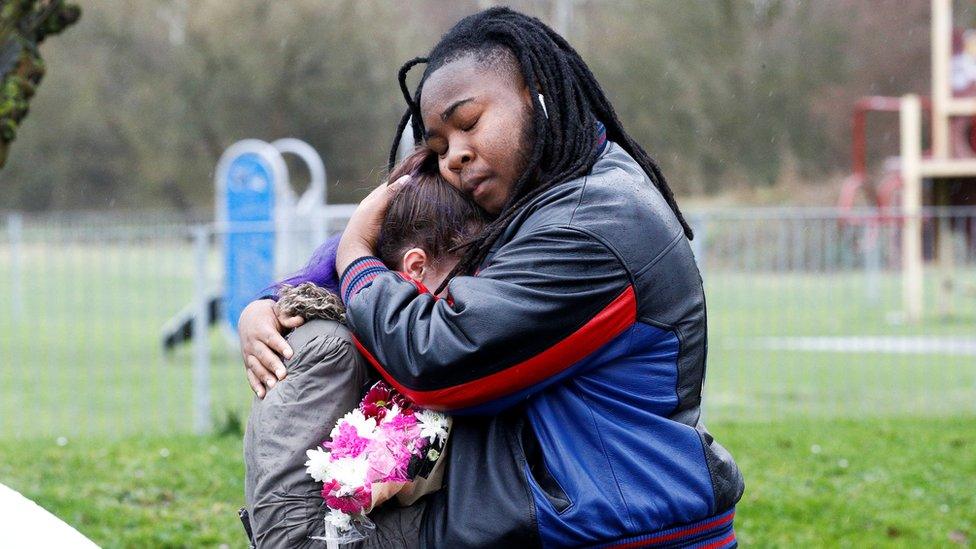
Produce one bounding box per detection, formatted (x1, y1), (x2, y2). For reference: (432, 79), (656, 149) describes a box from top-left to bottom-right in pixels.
(0, 483), (99, 547)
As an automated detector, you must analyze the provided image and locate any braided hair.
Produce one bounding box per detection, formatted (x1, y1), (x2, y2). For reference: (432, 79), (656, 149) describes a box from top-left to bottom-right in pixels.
(389, 7), (692, 294)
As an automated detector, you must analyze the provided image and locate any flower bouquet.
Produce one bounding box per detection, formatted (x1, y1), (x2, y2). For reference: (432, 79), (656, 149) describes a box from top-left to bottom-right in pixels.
(304, 381), (451, 546)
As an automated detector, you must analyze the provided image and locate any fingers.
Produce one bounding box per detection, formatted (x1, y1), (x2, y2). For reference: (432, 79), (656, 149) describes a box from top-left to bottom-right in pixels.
(264, 329), (294, 368)
(363, 174), (408, 205)
(246, 355), (275, 398)
(239, 298), (291, 397)
(387, 174), (410, 190)
(337, 177), (404, 273)
(256, 344), (287, 381)
(278, 313), (305, 330)
(272, 301), (303, 336)
(245, 366), (265, 399)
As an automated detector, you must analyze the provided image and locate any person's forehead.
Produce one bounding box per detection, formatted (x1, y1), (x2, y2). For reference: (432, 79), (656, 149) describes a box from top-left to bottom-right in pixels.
(420, 59), (509, 116)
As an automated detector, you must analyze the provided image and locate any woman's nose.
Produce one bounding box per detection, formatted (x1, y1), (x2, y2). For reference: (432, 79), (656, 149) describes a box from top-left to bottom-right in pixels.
(447, 146), (473, 173)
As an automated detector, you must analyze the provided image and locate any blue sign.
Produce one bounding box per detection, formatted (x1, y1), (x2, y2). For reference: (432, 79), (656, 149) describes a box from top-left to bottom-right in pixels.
(223, 152), (276, 331)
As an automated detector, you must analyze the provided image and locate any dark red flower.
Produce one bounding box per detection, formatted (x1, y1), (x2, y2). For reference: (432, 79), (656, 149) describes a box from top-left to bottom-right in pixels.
(360, 382), (394, 419)
(391, 391), (411, 411)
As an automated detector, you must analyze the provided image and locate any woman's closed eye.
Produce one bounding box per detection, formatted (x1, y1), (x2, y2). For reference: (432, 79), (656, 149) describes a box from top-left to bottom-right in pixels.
(461, 117), (479, 132)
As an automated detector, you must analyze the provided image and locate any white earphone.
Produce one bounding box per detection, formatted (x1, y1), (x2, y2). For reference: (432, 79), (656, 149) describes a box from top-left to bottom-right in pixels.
(538, 93), (548, 119)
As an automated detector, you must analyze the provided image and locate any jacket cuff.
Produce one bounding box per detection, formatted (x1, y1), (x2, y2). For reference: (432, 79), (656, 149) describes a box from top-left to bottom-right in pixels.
(340, 256), (388, 304)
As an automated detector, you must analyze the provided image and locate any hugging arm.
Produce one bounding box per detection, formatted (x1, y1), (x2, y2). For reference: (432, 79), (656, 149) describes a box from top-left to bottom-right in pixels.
(342, 224), (633, 414)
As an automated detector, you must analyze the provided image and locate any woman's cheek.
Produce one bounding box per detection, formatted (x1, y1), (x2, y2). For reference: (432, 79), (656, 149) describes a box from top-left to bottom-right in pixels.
(489, 124), (522, 172)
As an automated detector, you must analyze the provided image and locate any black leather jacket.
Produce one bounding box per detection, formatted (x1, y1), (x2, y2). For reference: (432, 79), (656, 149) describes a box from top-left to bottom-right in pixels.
(341, 142), (744, 548)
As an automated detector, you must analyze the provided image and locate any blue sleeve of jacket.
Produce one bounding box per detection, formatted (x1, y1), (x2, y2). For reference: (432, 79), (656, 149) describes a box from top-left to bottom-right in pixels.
(340, 224), (635, 414)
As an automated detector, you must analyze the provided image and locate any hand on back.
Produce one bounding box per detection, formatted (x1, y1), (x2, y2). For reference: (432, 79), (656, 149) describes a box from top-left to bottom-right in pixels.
(239, 299), (305, 398)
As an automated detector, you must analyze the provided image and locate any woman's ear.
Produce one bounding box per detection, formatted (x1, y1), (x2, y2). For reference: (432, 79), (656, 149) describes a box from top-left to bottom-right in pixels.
(401, 248), (428, 280)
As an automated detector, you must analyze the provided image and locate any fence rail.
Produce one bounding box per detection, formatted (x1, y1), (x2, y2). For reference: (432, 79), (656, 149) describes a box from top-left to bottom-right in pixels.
(1, 207), (974, 438)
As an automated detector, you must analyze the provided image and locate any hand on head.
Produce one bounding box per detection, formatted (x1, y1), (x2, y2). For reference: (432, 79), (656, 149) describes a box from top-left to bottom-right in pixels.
(239, 175), (407, 399)
(335, 174), (410, 276)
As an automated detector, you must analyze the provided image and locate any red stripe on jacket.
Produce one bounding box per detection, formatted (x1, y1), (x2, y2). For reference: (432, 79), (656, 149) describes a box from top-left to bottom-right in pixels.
(354, 285), (637, 410)
(604, 510), (735, 549)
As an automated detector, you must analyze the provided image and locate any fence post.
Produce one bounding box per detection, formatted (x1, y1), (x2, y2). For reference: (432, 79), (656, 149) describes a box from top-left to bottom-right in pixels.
(864, 221), (881, 305)
(192, 225), (212, 435)
(7, 213), (24, 320)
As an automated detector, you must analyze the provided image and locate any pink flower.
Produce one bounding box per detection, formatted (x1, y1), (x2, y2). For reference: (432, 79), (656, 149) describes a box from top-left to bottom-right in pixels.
(323, 482), (371, 515)
(362, 437), (416, 484)
(325, 423), (370, 459)
(321, 479), (339, 499)
(366, 442), (398, 483)
(385, 412), (418, 431)
(380, 414), (422, 455)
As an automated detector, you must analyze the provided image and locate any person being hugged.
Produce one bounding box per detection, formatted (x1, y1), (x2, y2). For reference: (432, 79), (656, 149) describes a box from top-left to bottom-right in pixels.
(242, 147), (485, 548)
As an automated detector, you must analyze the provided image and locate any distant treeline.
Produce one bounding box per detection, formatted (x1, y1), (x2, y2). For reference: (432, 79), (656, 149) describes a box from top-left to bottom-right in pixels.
(0, 0), (946, 211)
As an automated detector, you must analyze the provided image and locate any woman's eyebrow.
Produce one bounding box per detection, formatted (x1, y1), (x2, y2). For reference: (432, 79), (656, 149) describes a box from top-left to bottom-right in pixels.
(440, 97), (475, 121)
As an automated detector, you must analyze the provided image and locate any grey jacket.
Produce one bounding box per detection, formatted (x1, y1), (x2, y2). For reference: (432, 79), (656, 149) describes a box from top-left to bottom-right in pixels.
(244, 319), (369, 547)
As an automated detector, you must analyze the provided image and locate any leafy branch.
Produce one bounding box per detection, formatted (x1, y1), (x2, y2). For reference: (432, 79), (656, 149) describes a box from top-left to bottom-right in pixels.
(0, 0), (80, 168)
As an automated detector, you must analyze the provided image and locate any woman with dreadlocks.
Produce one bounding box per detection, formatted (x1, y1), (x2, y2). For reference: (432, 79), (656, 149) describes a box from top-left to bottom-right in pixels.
(240, 7), (743, 548)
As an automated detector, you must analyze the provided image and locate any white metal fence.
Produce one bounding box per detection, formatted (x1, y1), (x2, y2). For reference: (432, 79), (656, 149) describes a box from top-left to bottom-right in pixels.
(1, 207), (974, 438)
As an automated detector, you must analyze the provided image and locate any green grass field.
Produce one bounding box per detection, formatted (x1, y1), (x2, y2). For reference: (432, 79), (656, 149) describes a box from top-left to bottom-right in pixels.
(1, 232), (975, 546)
(0, 418), (972, 547)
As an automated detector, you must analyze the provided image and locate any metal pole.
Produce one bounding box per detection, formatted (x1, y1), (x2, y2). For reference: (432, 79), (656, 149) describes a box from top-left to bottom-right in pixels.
(192, 225), (212, 435)
(864, 222), (881, 305)
(7, 213), (24, 319)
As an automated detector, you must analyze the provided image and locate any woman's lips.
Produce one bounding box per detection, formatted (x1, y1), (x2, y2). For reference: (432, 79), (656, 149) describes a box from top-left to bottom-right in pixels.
(463, 175), (491, 198)
(472, 179), (490, 200)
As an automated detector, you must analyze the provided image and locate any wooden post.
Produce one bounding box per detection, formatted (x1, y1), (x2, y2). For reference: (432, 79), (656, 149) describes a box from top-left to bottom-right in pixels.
(932, 0), (951, 159)
(901, 94), (924, 322)
(932, 0), (955, 317)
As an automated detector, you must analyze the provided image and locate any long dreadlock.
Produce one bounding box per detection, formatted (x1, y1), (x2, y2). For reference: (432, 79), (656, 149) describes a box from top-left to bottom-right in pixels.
(388, 7), (693, 295)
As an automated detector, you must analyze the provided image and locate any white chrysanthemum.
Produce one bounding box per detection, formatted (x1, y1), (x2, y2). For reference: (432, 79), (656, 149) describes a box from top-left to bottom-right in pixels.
(336, 409), (378, 439)
(324, 508), (352, 531)
(329, 455), (370, 493)
(304, 447), (332, 483)
(416, 410), (451, 444)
